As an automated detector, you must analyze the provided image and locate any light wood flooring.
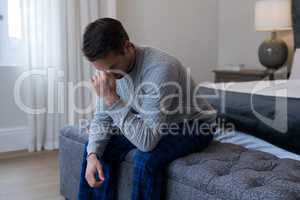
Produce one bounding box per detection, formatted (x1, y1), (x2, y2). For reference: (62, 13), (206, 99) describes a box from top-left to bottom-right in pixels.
(0, 150), (64, 200)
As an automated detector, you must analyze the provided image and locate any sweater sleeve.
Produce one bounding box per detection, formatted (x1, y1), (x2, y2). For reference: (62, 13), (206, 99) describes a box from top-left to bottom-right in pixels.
(86, 97), (113, 158)
(106, 64), (179, 152)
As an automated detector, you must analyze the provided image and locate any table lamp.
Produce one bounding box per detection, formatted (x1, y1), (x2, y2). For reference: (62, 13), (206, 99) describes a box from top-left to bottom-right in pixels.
(255, 0), (292, 71)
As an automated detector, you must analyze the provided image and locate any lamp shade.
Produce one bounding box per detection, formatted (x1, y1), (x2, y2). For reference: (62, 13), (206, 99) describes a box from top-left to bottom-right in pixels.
(255, 0), (292, 31)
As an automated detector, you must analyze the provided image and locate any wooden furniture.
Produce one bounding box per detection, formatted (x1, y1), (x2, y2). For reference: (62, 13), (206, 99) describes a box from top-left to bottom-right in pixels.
(213, 69), (272, 83)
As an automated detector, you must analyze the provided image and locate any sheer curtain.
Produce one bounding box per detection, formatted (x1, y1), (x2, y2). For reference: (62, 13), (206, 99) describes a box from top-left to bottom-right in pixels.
(21, 0), (104, 151)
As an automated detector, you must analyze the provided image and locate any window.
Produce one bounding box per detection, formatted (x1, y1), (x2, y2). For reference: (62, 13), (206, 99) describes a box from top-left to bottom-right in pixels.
(8, 0), (22, 39)
(0, 0), (26, 67)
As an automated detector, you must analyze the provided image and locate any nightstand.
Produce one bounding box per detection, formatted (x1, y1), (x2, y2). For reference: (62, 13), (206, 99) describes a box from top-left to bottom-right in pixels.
(213, 69), (272, 83)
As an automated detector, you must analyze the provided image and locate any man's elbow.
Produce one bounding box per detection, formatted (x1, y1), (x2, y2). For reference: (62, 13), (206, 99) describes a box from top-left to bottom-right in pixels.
(137, 142), (158, 152)
(134, 133), (162, 152)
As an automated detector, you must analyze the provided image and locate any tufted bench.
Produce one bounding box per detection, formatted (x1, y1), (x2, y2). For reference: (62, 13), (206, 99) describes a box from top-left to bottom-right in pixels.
(59, 125), (300, 200)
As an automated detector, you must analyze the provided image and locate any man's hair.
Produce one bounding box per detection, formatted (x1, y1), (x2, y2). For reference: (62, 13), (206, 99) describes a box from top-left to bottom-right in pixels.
(82, 18), (129, 61)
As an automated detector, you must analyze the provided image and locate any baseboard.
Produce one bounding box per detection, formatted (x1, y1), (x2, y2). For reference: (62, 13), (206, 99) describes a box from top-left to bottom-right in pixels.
(0, 127), (30, 153)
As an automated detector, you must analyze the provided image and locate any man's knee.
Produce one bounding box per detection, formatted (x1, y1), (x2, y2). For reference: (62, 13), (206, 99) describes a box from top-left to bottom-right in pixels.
(136, 143), (156, 153)
(133, 151), (159, 174)
(133, 134), (162, 153)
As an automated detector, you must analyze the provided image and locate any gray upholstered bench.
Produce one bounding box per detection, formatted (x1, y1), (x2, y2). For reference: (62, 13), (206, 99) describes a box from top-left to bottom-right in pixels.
(59, 125), (300, 200)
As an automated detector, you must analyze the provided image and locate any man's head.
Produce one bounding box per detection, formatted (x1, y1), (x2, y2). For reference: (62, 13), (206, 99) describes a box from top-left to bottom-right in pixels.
(82, 18), (135, 78)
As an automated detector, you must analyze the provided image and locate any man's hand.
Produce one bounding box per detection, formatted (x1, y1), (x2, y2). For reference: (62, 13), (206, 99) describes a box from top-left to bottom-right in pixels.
(85, 154), (105, 188)
(91, 72), (120, 106)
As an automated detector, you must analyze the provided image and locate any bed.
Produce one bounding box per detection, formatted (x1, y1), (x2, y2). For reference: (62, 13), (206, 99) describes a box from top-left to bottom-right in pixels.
(199, 49), (300, 160)
(203, 4), (300, 156)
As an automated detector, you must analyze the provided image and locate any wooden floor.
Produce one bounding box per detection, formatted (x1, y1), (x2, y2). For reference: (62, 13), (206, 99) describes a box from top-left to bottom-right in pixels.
(0, 150), (64, 200)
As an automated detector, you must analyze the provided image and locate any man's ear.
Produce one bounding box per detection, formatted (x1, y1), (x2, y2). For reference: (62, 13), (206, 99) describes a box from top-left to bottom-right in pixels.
(123, 40), (133, 51)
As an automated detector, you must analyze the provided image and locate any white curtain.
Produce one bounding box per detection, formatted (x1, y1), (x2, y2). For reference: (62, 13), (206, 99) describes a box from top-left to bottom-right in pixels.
(21, 0), (104, 152)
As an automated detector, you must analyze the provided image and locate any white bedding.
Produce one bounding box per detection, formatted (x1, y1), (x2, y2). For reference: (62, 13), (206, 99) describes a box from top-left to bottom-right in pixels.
(200, 79), (300, 99)
(214, 130), (300, 161)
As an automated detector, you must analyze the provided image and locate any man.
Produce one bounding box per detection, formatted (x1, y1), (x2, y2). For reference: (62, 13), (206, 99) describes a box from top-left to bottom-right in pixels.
(78, 18), (216, 200)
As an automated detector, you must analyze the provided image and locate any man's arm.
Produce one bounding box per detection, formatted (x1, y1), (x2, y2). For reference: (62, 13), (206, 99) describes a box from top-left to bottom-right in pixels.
(85, 107), (112, 187)
(105, 64), (179, 152)
(87, 107), (112, 158)
(87, 72), (116, 157)
(86, 78), (114, 188)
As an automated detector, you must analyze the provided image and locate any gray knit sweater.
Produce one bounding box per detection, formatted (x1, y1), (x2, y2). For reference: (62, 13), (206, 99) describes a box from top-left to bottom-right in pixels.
(87, 46), (216, 157)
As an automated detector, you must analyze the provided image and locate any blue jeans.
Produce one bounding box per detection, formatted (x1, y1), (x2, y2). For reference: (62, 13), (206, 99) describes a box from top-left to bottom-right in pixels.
(78, 120), (214, 200)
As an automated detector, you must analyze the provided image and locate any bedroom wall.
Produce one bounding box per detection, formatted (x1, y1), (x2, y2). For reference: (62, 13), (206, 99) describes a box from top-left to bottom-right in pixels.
(0, 67), (29, 152)
(0, 67), (28, 129)
(217, 0), (294, 69)
(117, 0), (219, 83)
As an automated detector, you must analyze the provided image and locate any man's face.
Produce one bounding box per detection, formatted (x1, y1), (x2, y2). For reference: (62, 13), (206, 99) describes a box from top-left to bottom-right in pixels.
(92, 47), (132, 79)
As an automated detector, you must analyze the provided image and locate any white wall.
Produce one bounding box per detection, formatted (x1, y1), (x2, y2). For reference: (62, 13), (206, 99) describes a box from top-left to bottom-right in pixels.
(218, 0), (294, 69)
(117, 0), (219, 83)
(117, 0), (294, 75)
(0, 67), (28, 129)
(0, 66), (29, 152)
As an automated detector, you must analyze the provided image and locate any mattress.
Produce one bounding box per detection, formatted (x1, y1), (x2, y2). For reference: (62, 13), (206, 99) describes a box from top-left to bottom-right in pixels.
(200, 80), (300, 98)
(199, 80), (300, 155)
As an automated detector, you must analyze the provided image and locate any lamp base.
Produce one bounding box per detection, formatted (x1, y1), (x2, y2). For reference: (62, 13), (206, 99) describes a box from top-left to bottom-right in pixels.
(258, 32), (288, 70)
